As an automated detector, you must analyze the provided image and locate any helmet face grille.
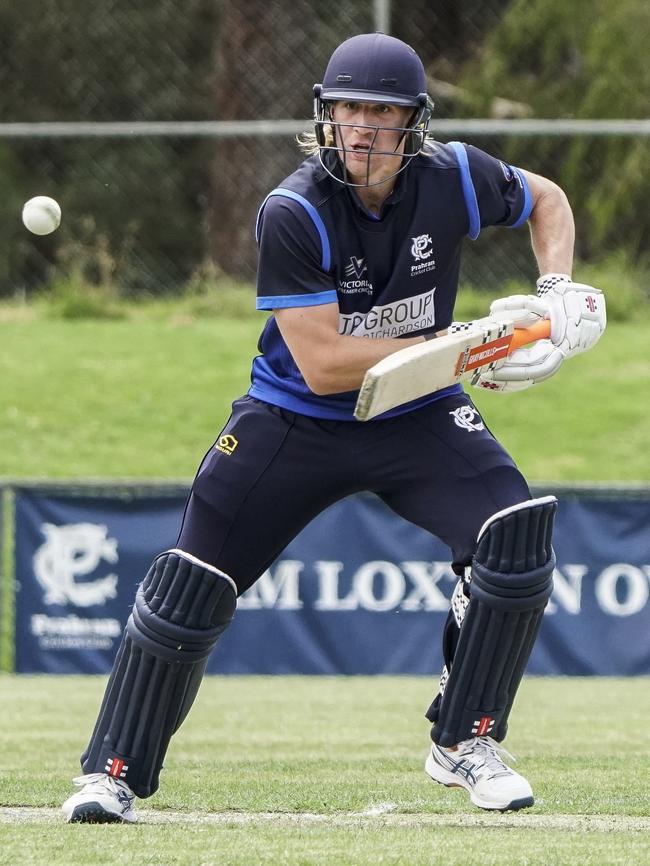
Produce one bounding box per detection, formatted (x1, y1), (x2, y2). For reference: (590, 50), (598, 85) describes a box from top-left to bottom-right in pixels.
(313, 104), (432, 189)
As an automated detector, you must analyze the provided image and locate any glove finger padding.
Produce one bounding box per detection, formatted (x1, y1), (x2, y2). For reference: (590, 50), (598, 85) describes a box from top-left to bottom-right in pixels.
(472, 339), (563, 390)
(489, 294), (549, 327)
(489, 339), (564, 381)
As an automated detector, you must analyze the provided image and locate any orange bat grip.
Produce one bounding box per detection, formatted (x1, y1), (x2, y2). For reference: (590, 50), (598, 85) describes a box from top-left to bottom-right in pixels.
(510, 319), (551, 351)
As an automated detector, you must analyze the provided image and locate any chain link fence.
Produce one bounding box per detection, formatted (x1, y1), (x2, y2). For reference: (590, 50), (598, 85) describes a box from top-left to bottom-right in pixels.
(1, 0), (648, 297)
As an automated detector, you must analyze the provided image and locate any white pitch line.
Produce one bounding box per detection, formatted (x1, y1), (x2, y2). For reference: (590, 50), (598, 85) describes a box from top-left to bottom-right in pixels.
(356, 802), (398, 817)
(2, 807), (650, 832)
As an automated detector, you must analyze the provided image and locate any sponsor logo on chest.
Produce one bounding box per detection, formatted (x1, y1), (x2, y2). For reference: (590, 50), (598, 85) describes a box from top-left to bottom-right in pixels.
(339, 286), (436, 338)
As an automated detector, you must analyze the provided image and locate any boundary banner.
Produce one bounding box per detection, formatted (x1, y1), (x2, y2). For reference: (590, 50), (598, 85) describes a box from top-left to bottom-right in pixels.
(6, 483), (650, 675)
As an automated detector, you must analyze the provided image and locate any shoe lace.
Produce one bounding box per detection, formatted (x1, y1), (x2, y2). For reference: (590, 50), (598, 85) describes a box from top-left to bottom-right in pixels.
(461, 736), (517, 777)
(72, 773), (134, 800)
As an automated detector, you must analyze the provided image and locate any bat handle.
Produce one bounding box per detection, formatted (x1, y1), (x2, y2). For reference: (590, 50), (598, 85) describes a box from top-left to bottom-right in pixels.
(510, 319), (551, 352)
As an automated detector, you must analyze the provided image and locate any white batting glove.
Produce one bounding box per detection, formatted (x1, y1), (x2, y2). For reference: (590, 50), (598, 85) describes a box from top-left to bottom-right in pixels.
(472, 274), (606, 392)
(488, 274), (607, 358)
(449, 316), (552, 392)
(463, 294), (556, 391)
(535, 273), (606, 358)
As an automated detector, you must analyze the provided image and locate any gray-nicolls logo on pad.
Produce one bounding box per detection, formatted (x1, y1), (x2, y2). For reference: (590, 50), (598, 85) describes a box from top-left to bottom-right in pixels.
(33, 522), (119, 607)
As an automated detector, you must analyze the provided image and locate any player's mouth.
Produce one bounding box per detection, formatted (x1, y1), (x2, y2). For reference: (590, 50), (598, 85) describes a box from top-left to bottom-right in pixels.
(347, 144), (372, 160)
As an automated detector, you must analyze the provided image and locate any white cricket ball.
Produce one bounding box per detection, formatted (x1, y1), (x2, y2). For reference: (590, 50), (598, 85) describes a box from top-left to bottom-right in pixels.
(22, 196), (62, 236)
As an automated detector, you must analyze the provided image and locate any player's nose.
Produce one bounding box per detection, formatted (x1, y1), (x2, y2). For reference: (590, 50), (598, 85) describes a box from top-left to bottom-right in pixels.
(351, 106), (373, 131)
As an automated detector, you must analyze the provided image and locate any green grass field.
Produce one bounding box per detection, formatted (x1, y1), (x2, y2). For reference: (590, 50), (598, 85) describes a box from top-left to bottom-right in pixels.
(0, 675), (648, 865)
(0, 301), (648, 481)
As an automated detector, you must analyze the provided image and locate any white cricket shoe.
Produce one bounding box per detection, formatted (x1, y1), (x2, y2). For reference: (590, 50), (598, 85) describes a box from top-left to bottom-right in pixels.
(425, 736), (534, 811)
(62, 773), (137, 823)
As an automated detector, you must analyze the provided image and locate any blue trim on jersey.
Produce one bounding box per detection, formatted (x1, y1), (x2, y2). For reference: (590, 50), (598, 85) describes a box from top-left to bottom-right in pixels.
(256, 188), (331, 271)
(256, 289), (339, 310)
(449, 141), (480, 240)
(509, 168), (533, 228)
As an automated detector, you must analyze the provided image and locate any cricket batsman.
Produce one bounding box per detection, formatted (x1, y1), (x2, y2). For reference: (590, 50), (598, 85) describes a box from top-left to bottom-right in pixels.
(63, 33), (605, 822)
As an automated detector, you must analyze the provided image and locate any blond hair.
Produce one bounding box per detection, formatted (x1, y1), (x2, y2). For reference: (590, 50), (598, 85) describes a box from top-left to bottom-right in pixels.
(296, 125), (333, 156)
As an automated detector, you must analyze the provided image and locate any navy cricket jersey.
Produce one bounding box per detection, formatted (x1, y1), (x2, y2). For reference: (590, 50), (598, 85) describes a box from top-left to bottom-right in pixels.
(249, 141), (532, 420)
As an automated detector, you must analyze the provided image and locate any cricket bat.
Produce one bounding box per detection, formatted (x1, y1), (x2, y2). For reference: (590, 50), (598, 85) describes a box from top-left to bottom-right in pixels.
(354, 318), (551, 421)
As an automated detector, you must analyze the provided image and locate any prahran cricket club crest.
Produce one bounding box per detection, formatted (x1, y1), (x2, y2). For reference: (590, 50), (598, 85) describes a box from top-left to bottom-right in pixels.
(411, 233), (433, 260)
(33, 522), (119, 607)
(410, 233), (436, 276)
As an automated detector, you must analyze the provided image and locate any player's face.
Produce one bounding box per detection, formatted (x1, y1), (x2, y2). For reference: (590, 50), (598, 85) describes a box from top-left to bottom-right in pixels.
(329, 101), (413, 186)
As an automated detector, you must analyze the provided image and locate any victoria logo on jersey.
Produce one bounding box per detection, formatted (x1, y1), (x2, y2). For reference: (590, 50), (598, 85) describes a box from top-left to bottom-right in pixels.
(339, 255), (373, 294)
(344, 256), (367, 279)
(410, 233), (436, 276)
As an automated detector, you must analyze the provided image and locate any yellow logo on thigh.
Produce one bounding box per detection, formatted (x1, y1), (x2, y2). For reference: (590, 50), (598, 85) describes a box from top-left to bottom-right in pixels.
(216, 434), (238, 455)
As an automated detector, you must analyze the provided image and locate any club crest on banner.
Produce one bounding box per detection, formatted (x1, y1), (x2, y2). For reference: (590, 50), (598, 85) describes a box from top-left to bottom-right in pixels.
(33, 522), (119, 607)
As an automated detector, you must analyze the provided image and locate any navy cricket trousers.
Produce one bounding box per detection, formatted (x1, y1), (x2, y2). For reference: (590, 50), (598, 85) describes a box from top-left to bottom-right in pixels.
(177, 392), (531, 596)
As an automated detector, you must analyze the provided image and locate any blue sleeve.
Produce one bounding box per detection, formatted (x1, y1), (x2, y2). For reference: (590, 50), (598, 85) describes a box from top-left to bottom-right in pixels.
(255, 192), (338, 311)
(465, 145), (533, 232)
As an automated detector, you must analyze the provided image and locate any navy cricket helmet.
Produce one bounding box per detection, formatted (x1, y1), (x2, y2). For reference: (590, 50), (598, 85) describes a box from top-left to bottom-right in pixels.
(313, 33), (433, 186)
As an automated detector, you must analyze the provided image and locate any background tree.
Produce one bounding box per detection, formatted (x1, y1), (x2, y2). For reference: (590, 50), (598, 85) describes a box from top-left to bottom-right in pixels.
(455, 0), (650, 265)
(0, 0), (646, 294)
(0, 0), (218, 294)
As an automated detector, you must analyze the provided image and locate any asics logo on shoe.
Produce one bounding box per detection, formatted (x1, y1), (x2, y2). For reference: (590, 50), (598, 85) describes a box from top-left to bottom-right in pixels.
(116, 790), (133, 809)
(448, 758), (477, 784)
